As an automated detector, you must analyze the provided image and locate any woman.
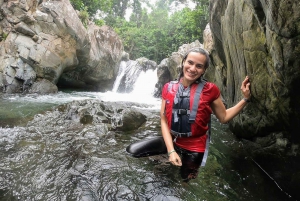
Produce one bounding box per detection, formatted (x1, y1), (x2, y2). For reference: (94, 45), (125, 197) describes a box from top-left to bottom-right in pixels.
(126, 47), (251, 182)
(160, 47), (251, 181)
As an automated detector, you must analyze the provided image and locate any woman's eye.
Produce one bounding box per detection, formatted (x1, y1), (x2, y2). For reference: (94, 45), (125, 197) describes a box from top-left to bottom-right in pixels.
(196, 65), (204, 69)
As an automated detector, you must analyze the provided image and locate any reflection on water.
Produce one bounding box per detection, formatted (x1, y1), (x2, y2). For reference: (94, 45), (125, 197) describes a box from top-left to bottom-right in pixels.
(0, 92), (292, 201)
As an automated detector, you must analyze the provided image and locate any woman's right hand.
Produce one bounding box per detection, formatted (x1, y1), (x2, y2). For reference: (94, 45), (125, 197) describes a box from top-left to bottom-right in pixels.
(169, 152), (182, 166)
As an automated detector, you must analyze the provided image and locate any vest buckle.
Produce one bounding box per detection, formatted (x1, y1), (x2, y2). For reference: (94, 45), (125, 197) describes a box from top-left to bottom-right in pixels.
(177, 109), (190, 115)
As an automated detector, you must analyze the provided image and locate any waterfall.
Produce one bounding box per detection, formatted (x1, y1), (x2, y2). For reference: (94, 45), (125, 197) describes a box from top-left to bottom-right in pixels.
(131, 68), (157, 97)
(112, 61), (126, 92)
(112, 60), (158, 97)
(97, 60), (160, 106)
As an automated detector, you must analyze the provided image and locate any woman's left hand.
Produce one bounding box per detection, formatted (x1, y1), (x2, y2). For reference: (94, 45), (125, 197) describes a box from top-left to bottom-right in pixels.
(241, 76), (251, 99)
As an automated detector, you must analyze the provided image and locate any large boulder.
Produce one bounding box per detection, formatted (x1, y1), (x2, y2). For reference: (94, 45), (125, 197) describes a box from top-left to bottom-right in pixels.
(208, 0), (300, 198)
(58, 24), (124, 91)
(209, 0), (300, 139)
(53, 99), (147, 132)
(0, 0), (123, 94)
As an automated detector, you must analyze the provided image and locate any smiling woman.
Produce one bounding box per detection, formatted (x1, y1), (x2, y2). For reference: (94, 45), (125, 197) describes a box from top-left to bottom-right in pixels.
(127, 47), (251, 182)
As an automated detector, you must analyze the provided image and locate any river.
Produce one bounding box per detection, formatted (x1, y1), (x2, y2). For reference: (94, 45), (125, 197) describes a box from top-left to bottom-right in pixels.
(0, 68), (294, 201)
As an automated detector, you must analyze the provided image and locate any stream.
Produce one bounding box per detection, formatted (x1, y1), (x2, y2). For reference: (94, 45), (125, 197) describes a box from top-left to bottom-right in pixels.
(0, 91), (293, 201)
(0, 66), (295, 201)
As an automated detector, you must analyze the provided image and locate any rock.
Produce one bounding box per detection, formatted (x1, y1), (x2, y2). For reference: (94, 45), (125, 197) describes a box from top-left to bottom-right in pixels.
(14, 21), (35, 37)
(54, 99), (147, 132)
(0, 0), (123, 94)
(116, 108), (147, 132)
(58, 25), (124, 91)
(0, 72), (4, 90)
(208, 0), (300, 139)
(29, 78), (58, 94)
(208, 0), (300, 198)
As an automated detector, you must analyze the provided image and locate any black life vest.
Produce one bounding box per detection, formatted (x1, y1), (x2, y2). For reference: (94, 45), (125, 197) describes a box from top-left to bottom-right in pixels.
(169, 79), (207, 138)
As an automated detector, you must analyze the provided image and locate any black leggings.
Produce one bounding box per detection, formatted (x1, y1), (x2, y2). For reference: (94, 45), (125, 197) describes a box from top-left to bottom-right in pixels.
(126, 136), (204, 181)
(174, 145), (204, 181)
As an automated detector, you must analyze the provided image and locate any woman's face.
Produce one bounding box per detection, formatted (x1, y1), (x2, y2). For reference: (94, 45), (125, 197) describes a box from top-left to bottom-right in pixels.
(182, 52), (206, 86)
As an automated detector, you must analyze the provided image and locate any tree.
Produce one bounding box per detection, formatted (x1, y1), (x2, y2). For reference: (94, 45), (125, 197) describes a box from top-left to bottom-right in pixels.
(70, 0), (112, 18)
(111, 0), (130, 18)
(69, 0), (210, 63)
(130, 0), (143, 27)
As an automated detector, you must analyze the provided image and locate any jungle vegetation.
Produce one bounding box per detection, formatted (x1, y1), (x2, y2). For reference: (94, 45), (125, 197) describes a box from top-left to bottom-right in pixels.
(70, 0), (209, 63)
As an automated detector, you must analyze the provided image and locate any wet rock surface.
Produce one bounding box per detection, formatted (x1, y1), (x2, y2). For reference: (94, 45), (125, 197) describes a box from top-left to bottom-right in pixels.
(0, 0), (123, 94)
(207, 1), (300, 197)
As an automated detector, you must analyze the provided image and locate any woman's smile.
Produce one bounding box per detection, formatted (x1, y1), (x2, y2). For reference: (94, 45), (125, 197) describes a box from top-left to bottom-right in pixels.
(185, 68), (198, 78)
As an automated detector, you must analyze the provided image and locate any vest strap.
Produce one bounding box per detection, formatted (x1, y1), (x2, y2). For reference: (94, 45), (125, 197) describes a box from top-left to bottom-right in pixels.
(201, 115), (211, 166)
(189, 80), (206, 123)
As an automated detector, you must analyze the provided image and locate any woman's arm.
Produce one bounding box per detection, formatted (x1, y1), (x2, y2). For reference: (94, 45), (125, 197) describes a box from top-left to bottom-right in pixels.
(160, 99), (182, 166)
(211, 76), (251, 123)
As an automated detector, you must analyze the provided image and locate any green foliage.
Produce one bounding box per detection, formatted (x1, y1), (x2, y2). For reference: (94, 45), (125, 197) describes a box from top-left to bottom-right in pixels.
(111, 0), (130, 18)
(78, 7), (89, 28)
(95, 19), (105, 27)
(70, 0), (112, 17)
(113, 1), (209, 62)
(70, 0), (210, 63)
(69, 0), (85, 11)
(3, 32), (8, 39)
(168, 8), (204, 47)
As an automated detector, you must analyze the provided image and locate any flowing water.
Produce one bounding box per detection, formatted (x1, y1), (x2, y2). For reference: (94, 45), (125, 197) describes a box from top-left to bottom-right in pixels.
(0, 68), (294, 201)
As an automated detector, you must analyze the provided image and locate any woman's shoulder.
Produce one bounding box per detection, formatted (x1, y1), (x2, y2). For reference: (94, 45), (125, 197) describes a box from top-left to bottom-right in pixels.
(205, 81), (219, 89)
(189, 80), (219, 91)
(204, 81), (220, 99)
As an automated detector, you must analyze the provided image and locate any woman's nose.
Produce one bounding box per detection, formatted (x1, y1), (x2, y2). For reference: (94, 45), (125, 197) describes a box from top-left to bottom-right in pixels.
(189, 65), (197, 71)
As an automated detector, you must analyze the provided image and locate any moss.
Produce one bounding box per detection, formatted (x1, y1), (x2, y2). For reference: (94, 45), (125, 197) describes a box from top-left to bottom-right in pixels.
(78, 7), (89, 28)
(0, 32), (8, 41)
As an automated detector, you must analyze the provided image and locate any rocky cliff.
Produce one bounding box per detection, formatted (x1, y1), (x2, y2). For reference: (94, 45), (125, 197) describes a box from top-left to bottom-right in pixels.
(207, 0), (300, 198)
(0, 0), (124, 94)
(155, 0), (300, 198)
